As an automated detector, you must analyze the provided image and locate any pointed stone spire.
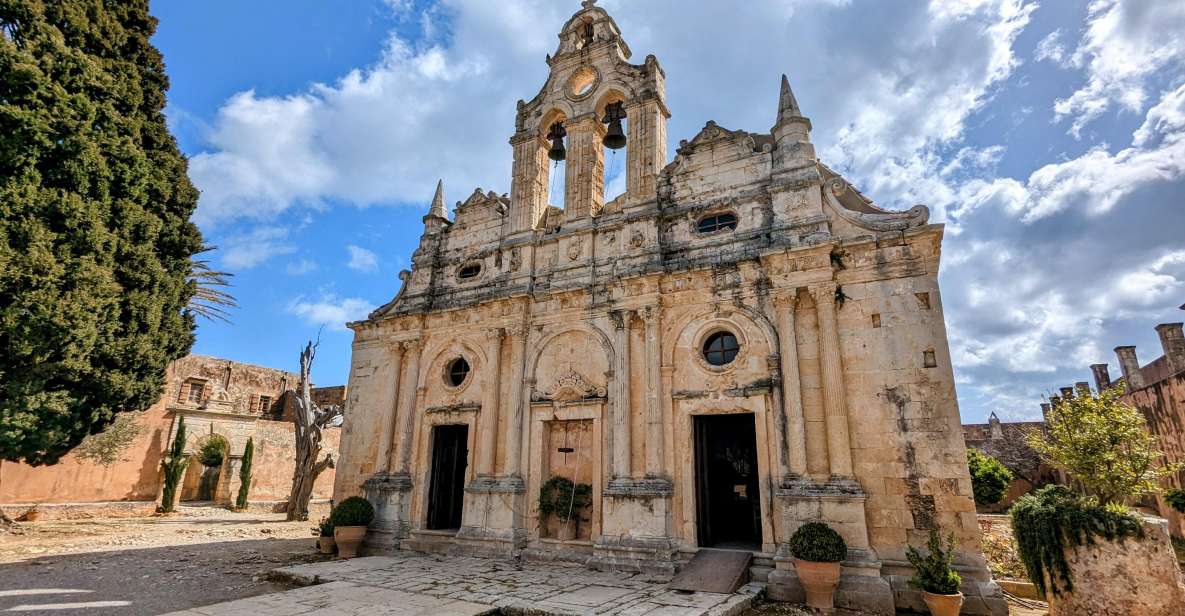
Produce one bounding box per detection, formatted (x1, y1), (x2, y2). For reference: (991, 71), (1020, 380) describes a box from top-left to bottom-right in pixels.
(427, 179), (447, 220)
(778, 74), (803, 122)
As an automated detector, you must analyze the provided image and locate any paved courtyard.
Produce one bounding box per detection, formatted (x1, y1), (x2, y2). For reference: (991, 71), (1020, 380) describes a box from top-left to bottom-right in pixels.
(166, 553), (763, 616)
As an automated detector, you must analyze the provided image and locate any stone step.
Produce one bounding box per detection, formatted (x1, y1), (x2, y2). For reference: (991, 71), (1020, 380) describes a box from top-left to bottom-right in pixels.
(667, 549), (753, 594)
(402, 531), (455, 555)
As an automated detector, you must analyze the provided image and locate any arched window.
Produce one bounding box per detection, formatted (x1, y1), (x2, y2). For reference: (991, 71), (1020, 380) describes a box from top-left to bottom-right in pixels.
(446, 358), (470, 387)
(702, 331), (740, 366)
(697, 213), (738, 234)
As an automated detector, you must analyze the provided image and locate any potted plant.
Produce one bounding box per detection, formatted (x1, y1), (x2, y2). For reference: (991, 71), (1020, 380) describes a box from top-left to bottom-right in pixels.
(313, 517), (335, 554)
(538, 476), (591, 541)
(789, 522), (847, 611)
(906, 529), (963, 616)
(329, 496), (374, 559)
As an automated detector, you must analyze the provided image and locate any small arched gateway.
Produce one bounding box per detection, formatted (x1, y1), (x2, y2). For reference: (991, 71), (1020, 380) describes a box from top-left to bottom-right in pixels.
(336, 2), (1003, 614)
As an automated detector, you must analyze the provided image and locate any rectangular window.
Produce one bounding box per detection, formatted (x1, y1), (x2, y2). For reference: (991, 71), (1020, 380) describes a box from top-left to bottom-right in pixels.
(186, 381), (205, 403)
(258, 395), (272, 413)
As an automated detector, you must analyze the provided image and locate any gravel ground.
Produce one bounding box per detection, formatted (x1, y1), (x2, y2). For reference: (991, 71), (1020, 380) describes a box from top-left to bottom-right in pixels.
(0, 506), (332, 616)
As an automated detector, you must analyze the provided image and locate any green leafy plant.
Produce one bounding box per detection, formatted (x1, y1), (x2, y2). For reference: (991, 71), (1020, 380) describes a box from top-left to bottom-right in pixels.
(197, 436), (227, 467)
(967, 449), (1013, 506)
(788, 522), (847, 563)
(235, 438), (254, 510)
(159, 418), (189, 513)
(1165, 488), (1185, 513)
(1027, 386), (1181, 505)
(906, 529), (962, 595)
(538, 476), (592, 522)
(0, 0), (205, 465)
(329, 496), (375, 527)
(73, 412), (145, 466)
(1009, 485), (1144, 597)
(312, 517), (334, 537)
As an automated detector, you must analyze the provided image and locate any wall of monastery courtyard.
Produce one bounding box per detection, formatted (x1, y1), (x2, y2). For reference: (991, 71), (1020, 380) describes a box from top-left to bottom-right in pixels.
(334, 3), (1002, 614)
(0, 355), (340, 516)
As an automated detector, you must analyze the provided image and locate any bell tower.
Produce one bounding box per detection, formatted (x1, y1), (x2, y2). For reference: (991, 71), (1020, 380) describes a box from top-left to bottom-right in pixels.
(509, 0), (669, 233)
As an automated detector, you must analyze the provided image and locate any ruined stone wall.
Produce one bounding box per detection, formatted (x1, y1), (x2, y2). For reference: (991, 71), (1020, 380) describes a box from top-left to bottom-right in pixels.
(247, 420), (340, 503)
(963, 420), (1056, 512)
(1122, 372), (1185, 537)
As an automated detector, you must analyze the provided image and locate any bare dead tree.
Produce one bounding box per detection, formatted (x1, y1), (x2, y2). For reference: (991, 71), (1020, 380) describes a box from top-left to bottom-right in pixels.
(285, 339), (342, 521)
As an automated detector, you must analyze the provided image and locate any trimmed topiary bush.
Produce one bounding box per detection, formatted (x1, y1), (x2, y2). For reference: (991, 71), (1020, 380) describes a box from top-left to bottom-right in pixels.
(329, 496), (375, 528)
(789, 522), (847, 563)
(907, 529), (962, 595)
(1165, 488), (1185, 514)
(1009, 484), (1144, 597)
(967, 448), (1013, 506)
(198, 435), (227, 467)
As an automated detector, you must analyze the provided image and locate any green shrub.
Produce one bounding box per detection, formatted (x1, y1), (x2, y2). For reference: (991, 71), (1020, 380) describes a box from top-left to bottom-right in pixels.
(967, 449), (1013, 506)
(1165, 488), (1185, 513)
(235, 438), (254, 510)
(906, 529), (962, 595)
(538, 476), (592, 522)
(329, 497), (375, 527)
(1009, 485), (1144, 597)
(158, 418), (189, 513)
(313, 517), (334, 537)
(789, 522), (847, 563)
(197, 436), (228, 467)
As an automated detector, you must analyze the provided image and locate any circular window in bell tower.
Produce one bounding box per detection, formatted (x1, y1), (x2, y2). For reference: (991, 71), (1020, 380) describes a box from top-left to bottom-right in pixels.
(567, 66), (599, 100)
(445, 357), (471, 388)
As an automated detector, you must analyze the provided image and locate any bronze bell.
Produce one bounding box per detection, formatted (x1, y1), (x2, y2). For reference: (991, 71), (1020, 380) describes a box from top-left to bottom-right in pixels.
(547, 122), (567, 161)
(602, 101), (626, 150)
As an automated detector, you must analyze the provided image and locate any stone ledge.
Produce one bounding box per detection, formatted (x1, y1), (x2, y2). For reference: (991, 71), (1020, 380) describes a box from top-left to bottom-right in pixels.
(604, 477), (674, 497)
(363, 472), (413, 492)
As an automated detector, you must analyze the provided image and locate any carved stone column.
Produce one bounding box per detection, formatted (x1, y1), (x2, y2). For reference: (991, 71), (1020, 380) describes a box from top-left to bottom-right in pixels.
(774, 292), (808, 480)
(477, 329), (504, 478)
(375, 342), (406, 473)
(393, 339), (422, 476)
(564, 114), (605, 221)
(510, 132), (550, 232)
(503, 325), (528, 483)
(625, 97), (669, 204)
(640, 306), (664, 478)
(810, 284), (853, 478)
(609, 309), (633, 480)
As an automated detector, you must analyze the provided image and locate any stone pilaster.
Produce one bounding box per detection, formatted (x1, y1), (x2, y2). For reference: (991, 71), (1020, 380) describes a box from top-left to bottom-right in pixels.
(475, 328), (504, 478)
(608, 309), (633, 480)
(502, 324), (529, 485)
(563, 114), (605, 221)
(774, 291), (808, 481)
(625, 97), (668, 204)
(639, 305), (664, 478)
(811, 283), (853, 479)
(393, 339), (422, 475)
(509, 132), (550, 232)
(365, 338), (420, 553)
(374, 342), (406, 473)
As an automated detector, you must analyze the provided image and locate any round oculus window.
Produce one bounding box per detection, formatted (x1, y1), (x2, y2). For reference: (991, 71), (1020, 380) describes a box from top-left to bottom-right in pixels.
(458, 263), (482, 280)
(702, 331), (740, 367)
(568, 66), (598, 98)
(446, 358), (470, 387)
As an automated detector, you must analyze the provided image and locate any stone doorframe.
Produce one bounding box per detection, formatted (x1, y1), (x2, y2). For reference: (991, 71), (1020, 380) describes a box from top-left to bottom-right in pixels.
(526, 400), (606, 548)
(675, 395), (778, 554)
(407, 405), (479, 534)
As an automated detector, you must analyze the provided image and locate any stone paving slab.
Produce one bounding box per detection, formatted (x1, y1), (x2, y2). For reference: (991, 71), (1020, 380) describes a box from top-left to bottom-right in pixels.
(173, 553), (761, 616)
(162, 581), (497, 616)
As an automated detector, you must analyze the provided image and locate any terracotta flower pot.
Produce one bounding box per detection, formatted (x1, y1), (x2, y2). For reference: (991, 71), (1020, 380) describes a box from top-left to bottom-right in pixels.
(334, 526), (367, 559)
(317, 536), (336, 554)
(922, 591), (964, 616)
(794, 558), (841, 611)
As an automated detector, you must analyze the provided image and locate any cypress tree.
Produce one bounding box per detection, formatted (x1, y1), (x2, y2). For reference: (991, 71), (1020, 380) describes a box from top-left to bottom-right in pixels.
(235, 437), (253, 511)
(159, 416), (188, 513)
(0, 0), (203, 465)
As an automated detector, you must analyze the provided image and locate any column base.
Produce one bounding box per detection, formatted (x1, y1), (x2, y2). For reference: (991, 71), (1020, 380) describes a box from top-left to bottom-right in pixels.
(362, 472), (413, 553)
(591, 477), (678, 576)
(450, 475), (528, 559)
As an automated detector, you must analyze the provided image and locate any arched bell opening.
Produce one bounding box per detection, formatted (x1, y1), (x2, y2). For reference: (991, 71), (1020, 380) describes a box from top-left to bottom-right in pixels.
(596, 91), (630, 206)
(539, 109), (569, 212)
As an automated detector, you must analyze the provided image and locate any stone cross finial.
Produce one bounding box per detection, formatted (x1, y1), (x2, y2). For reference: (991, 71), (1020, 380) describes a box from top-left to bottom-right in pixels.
(582, 0), (598, 8)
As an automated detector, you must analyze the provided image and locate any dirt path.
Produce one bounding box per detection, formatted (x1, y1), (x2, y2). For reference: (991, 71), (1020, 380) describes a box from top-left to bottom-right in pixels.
(0, 506), (331, 616)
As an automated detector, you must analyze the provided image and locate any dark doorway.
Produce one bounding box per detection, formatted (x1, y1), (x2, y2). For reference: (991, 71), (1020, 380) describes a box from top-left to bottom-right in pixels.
(694, 413), (761, 550)
(426, 424), (469, 531)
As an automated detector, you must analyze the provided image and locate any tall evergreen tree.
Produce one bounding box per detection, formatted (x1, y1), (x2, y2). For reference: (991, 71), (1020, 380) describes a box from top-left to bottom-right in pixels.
(0, 0), (202, 465)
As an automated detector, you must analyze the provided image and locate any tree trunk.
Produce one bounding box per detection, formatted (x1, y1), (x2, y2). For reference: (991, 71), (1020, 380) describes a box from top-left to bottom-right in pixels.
(285, 340), (342, 522)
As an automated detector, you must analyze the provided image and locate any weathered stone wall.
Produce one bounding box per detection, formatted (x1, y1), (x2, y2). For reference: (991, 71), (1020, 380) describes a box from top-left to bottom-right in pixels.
(0, 355), (340, 512)
(963, 418), (1057, 512)
(1122, 372), (1185, 537)
(1045, 517), (1185, 616)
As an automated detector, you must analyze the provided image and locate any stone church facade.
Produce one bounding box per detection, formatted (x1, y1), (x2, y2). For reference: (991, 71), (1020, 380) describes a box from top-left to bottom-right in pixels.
(336, 2), (1002, 613)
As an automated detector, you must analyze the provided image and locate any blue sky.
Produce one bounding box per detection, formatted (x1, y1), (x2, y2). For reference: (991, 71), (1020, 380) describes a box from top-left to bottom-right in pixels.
(150, 0), (1185, 423)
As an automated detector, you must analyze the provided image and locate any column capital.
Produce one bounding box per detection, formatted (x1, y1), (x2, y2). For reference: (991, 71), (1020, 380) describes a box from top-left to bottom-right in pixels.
(398, 338), (422, 352)
(506, 323), (529, 338)
(486, 327), (506, 342)
(638, 304), (662, 325)
(808, 283), (837, 306)
(609, 309), (634, 330)
(388, 338), (408, 356)
(773, 291), (799, 309)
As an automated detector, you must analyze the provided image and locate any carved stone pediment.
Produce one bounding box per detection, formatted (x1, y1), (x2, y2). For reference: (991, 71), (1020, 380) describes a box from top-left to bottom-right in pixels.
(533, 368), (607, 402)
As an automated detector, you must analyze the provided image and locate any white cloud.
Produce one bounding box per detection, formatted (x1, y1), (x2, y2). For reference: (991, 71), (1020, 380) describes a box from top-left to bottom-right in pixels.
(346, 245), (379, 272)
(286, 259), (319, 276)
(219, 227), (296, 269)
(1034, 29), (1065, 64)
(1053, 0), (1185, 137)
(286, 294), (377, 331)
